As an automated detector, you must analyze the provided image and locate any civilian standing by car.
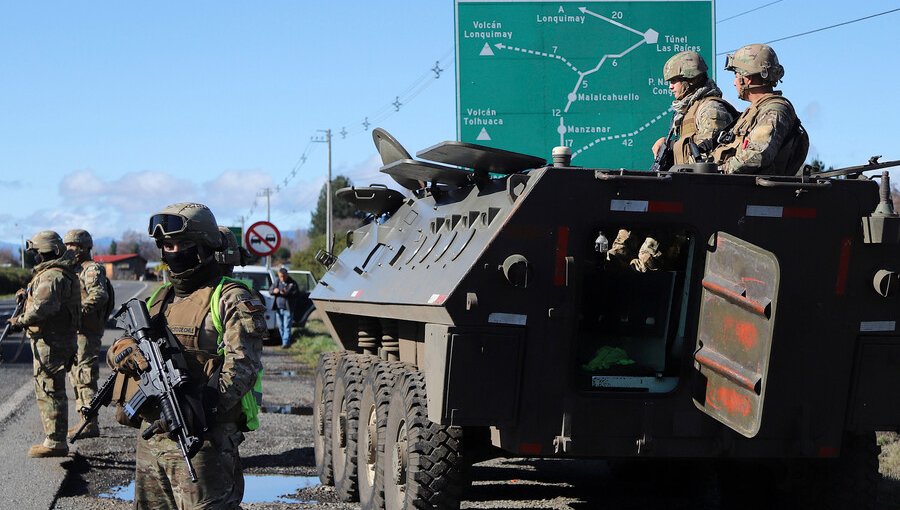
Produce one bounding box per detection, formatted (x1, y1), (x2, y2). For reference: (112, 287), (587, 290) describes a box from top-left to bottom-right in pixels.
(270, 267), (298, 348)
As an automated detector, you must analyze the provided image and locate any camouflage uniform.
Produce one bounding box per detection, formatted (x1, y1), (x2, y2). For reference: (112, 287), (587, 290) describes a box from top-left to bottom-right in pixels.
(713, 43), (805, 175)
(662, 51), (735, 164)
(18, 244), (81, 452)
(70, 256), (109, 413)
(130, 203), (266, 509)
(715, 92), (799, 174)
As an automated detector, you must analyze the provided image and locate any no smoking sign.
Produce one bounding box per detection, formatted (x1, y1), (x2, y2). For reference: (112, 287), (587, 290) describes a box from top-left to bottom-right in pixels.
(245, 220), (281, 257)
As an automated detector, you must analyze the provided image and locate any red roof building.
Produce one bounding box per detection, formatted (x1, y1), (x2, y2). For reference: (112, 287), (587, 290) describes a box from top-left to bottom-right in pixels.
(93, 253), (147, 280)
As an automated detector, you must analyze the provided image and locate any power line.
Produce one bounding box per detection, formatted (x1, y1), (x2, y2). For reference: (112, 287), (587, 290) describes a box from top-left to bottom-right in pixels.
(717, 0), (783, 24)
(718, 7), (900, 55)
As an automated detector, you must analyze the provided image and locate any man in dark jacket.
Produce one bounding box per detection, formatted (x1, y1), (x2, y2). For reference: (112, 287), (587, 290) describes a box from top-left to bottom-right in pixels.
(270, 267), (298, 348)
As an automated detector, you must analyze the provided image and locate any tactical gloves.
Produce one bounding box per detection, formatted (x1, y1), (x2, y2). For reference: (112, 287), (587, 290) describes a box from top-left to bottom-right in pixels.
(108, 336), (149, 377)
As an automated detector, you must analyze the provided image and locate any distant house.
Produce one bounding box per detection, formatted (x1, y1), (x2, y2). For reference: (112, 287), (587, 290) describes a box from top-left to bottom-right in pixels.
(94, 253), (147, 281)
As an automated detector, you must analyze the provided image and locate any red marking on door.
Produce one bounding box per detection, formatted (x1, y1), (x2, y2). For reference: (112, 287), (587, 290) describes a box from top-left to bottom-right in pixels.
(707, 385), (752, 417)
(648, 201), (684, 213)
(722, 315), (758, 350)
(783, 207), (817, 218)
(553, 227), (569, 286)
(835, 238), (852, 296)
(734, 320), (758, 350)
(518, 443), (542, 455)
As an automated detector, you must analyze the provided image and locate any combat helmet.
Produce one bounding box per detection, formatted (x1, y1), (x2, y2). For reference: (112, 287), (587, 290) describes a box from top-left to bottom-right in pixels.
(216, 226), (249, 267)
(148, 202), (223, 249)
(27, 230), (65, 256)
(725, 43), (784, 84)
(63, 229), (93, 249)
(663, 51), (708, 82)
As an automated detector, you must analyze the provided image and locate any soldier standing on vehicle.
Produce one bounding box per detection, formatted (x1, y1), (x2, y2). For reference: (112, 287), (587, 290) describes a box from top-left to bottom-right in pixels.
(712, 43), (808, 175)
(651, 50), (736, 164)
(63, 229), (110, 440)
(7, 231), (81, 458)
(270, 267), (298, 348)
(109, 203), (266, 508)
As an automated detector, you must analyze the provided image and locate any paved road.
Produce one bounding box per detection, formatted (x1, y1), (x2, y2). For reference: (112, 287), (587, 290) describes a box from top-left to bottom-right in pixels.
(0, 280), (153, 509)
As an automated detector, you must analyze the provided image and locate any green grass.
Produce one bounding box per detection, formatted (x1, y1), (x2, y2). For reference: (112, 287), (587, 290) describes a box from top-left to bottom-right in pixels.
(289, 317), (338, 368)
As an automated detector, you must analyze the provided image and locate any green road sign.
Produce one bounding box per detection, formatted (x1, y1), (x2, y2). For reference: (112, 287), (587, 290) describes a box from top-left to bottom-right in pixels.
(455, 0), (715, 169)
(229, 226), (243, 247)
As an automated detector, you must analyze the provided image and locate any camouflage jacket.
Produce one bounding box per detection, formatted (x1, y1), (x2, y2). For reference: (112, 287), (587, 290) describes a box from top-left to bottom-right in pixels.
(673, 96), (734, 164)
(149, 278), (266, 417)
(78, 259), (109, 334)
(19, 252), (82, 336)
(715, 92), (798, 175)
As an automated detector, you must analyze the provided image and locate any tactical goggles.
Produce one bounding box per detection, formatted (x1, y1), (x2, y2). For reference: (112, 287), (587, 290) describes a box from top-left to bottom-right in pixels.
(148, 213), (189, 238)
(24, 240), (36, 252)
(724, 53), (735, 71)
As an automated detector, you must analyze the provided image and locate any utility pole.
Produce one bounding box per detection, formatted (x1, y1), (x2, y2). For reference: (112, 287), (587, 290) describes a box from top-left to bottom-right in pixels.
(312, 128), (333, 253)
(257, 188), (273, 268)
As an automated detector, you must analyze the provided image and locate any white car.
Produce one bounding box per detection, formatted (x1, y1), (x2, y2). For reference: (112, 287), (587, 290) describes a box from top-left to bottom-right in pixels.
(230, 265), (279, 342)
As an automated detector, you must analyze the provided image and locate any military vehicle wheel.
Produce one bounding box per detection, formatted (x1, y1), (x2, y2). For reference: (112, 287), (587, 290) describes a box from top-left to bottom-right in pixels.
(384, 368), (464, 510)
(314, 351), (341, 485)
(357, 360), (409, 510)
(791, 432), (880, 509)
(331, 354), (375, 502)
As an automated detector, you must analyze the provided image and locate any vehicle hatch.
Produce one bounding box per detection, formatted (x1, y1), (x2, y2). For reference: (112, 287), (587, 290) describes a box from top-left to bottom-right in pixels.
(692, 231), (780, 438)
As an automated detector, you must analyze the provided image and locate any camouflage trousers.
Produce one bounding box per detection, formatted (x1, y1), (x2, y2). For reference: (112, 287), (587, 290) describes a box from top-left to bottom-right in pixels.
(30, 333), (77, 449)
(68, 331), (102, 412)
(135, 421), (245, 509)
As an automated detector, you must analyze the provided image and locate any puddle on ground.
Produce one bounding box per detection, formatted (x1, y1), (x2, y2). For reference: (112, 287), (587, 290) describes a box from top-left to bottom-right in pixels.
(260, 405), (312, 415)
(269, 370), (298, 377)
(100, 475), (320, 504)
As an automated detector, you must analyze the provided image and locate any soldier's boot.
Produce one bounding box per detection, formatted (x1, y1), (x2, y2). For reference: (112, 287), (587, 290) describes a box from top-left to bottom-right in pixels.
(67, 417), (100, 439)
(28, 444), (69, 458)
(607, 229), (636, 266)
(630, 237), (662, 272)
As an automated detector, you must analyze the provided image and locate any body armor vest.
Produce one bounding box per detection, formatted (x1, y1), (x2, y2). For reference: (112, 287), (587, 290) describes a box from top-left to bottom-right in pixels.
(673, 96), (735, 164)
(712, 93), (802, 175)
(26, 265), (81, 336)
(148, 284), (222, 386)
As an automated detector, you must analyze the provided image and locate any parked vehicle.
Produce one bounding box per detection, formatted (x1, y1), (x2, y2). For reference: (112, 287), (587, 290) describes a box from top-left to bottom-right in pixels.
(230, 264), (279, 342)
(310, 130), (900, 509)
(288, 269), (317, 328)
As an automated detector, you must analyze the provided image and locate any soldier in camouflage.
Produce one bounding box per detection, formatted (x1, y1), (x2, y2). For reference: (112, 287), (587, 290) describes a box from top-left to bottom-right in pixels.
(109, 203), (266, 508)
(651, 50), (735, 164)
(63, 229), (110, 439)
(712, 43), (807, 175)
(7, 231), (82, 458)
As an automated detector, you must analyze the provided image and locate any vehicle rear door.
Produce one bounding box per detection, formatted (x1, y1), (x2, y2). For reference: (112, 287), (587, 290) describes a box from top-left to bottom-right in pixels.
(692, 231), (780, 438)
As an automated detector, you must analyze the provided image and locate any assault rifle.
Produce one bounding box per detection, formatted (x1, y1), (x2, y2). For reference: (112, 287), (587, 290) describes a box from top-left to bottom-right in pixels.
(69, 370), (118, 442)
(649, 125), (676, 172)
(0, 292), (27, 365)
(111, 299), (203, 482)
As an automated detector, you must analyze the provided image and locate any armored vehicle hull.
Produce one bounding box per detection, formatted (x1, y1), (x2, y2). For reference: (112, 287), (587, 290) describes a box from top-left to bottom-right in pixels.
(311, 138), (897, 509)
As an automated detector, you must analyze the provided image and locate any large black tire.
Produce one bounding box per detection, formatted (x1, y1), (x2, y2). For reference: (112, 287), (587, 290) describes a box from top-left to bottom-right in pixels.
(357, 360), (410, 510)
(383, 368), (465, 510)
(790, 432), (880, 510)
(313, 351), (341, 485)
(331, 354), (376, 502)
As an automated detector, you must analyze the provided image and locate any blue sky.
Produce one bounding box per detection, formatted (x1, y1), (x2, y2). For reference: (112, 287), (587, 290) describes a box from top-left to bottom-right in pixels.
(1, 1), (898, 246)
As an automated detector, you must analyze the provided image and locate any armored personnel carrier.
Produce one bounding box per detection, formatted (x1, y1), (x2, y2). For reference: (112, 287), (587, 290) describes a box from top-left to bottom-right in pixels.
(310, 128), (900, 510)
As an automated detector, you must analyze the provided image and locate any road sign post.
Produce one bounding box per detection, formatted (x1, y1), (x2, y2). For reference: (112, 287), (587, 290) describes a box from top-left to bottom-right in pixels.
(245, 221), (282, 268)
(455, 0), (714, 169)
